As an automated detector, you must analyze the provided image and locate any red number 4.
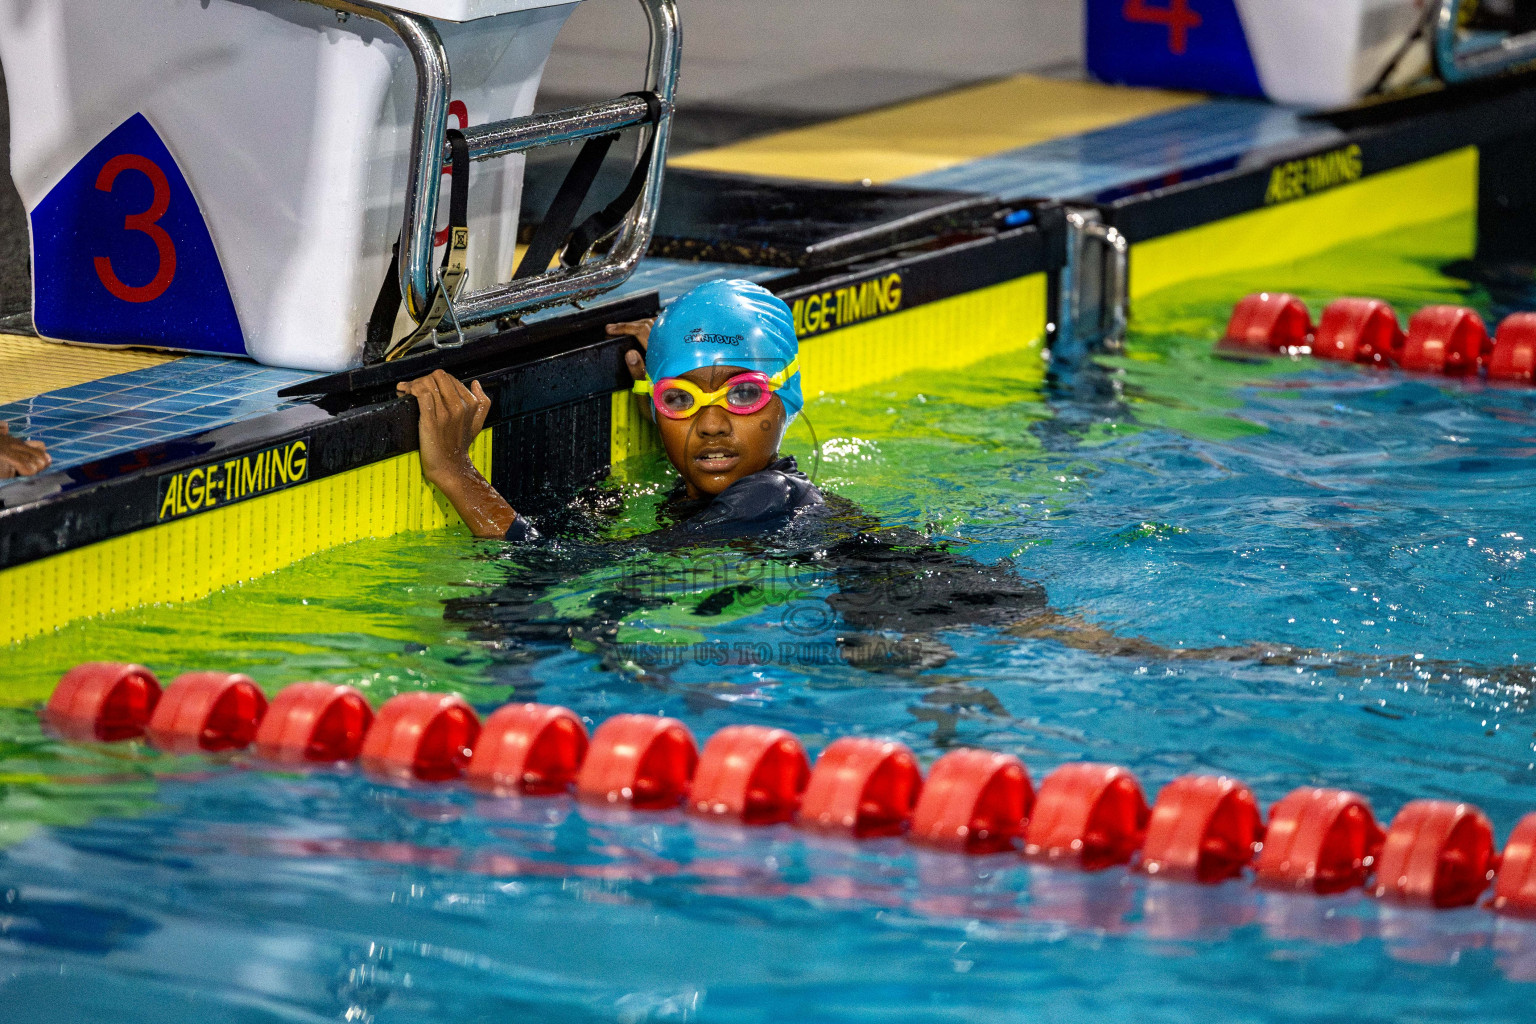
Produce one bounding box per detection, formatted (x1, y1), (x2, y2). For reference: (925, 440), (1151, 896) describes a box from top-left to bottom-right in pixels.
(1124, 0), (1203, 55)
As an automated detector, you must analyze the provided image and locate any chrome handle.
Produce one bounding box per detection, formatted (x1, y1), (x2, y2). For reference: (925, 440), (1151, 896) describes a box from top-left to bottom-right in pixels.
(452, 94), (667, 164)
(1435, 0), (1536, 84)
(298, 0), (680, 336)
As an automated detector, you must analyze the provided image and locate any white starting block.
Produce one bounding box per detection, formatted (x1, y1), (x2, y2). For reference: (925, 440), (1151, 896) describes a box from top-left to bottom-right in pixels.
(1089, 0), (1536, 109)
(0, 0), (678, 370)
(1088, 0), (1429, 108)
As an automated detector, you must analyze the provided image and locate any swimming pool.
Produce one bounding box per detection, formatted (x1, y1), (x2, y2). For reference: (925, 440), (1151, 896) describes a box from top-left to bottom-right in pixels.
(2, 213), (1535, 1022)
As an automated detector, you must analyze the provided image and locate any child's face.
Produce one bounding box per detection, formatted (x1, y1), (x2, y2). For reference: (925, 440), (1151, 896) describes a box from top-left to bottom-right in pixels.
(657, 364), (787, 499)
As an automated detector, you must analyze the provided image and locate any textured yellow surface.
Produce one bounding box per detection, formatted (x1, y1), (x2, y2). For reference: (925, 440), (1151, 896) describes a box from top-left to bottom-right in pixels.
(0, 432), (491, 647)
(609, 387), (661, 480)
(0, 335), (176, 404)
(670, 75), (1200, 184)
(1131, 148), (1479, 301)
(796, 273), (1047, 394)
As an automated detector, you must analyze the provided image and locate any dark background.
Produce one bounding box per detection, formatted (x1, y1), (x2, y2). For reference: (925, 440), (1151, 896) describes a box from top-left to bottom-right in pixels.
(0, 70), (30, 320)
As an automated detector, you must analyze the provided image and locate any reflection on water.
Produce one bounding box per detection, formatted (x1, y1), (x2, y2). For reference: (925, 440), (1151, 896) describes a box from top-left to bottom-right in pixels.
(2, 216), (1536, 1020)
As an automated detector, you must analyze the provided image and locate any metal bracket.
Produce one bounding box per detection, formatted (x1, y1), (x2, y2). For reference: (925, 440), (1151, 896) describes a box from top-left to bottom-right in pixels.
(1055, 207), (1128, 362)
(1435, 0), (1536, 84)
(298, 0), (680, 331)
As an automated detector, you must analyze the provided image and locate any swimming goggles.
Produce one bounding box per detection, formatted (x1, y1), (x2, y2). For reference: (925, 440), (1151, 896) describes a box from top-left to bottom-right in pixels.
(633, 359), (799, 420)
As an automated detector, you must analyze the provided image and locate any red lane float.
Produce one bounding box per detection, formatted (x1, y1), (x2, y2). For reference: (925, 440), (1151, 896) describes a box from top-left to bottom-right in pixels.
(690, 725), (809, 824)
(1218, 294), (1536, 387)
(1254, 787), (1385, 895)
(360, 692), (480, 782)
(1222, 292), (1312, 352)
(1314, 298), (1403, 367)
(1399, 306), (1491, 375)
(466, 703), (589, 796)
(1489, 313), (1536, 383)
(1491, 813), (1536, 918)
(254, 682), (373, 763)
(575, 714), (698, 810)
(1023, 763), (1149, 871)
(44, 662), (161, 742)
(39, 661), (1536, 924)
(1140, 775), (1264, 884)
(1372, 800), (1499, 908)
(799, 737), (923, 837)
(910, 749), (1033, 854)
(146, 672), (268, 754)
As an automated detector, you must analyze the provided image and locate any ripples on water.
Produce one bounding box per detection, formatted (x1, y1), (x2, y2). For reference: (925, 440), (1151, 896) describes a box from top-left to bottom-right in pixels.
(2, 218), (1536, 1022)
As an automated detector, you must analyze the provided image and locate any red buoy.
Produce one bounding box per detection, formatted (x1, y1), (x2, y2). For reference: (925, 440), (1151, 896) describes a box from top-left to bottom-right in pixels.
(360, 692), (480, 782)
(1140, 775), (1264, 883)
(1488, 313), (1536, 383)
(254, 682), (373, 763)
(1254, 787), (1385, 895)
(689, 725), (810, 824)
(146, 672), (268, 754)
(1314, 298), (1403, 366)
(798, 737), (923, 837)
(910, 749), (1033, 854)
(465, 703), (589, 796)
(1022, 763), (1149, 870)
(44, 662), (161, 742)
(1372, 799), (1498, 908)
(1222, 293), (1312, 352)
(574, 714), (698, 810)
(1491, 813), (1536, 918)
(1399, 306), (1491, 375)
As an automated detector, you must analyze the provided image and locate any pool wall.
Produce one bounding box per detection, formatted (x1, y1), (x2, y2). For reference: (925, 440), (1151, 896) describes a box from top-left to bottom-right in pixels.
(5, 76), (1536, 647)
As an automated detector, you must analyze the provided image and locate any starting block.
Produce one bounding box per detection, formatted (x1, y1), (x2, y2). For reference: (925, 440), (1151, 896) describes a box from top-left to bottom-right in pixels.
(0, 0), (678, 370)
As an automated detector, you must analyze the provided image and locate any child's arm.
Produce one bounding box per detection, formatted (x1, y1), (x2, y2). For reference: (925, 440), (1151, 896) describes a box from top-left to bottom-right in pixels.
(0, 422), (50, 479)
(396, 370), (515, 539)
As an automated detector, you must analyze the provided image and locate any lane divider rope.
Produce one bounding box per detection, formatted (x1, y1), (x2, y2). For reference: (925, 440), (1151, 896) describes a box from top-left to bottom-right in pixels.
(1221, 292), (1536, 383)
(40, 662), (1536, 919)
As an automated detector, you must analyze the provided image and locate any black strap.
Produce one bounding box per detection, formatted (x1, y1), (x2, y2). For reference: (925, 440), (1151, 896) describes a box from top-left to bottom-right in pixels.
(364, 238), (403, 363)
(366, 130), (471, 362)
(560, 91), (663, 268)
(513, 132), (617, 280)
(445, 128), (470, 228)
(365, 93), (662, 360)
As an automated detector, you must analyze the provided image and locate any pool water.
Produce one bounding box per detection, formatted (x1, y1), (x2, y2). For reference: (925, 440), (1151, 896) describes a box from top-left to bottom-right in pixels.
(3, 214), (1536, 1022)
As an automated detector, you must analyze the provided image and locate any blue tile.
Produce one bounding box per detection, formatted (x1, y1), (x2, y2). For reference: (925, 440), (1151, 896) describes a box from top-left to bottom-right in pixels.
(17, 394), (78, 411)
(11, 412), (73, 429)
(900, 99), (1340, 202)
(142, 393), (219, 412)
(185, 383), (264, 399)
(54, 381), (117, 398)
(82, 412), (166, 432)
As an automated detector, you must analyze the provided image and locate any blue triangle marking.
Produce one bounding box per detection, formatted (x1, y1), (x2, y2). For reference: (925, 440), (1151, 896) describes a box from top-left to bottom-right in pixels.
(30, 112), (246, 356)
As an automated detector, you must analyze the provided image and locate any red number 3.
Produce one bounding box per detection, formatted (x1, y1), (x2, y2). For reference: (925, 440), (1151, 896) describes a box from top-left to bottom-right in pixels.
(94, 153), (177, 304)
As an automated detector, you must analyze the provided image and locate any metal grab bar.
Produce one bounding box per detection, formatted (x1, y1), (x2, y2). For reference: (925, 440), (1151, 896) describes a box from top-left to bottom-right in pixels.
(452, 94), (667, 164)
(1058, 209), (1128, 357)
(1435, 0), (1536, 84)
(298, 0), (680, 335)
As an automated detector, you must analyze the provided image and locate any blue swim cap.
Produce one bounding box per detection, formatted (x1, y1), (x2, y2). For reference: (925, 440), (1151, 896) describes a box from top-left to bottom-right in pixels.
(645, 279), (802, 420)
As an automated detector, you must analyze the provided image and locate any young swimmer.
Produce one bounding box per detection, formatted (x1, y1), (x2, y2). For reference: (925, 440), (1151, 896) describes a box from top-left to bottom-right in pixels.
(398, 279), (822, 542)
(400, 280), (1316, 672)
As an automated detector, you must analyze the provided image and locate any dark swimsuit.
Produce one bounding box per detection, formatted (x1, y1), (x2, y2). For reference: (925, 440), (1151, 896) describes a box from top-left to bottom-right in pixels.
(503, 456), (823, 544)
(451, 455), (1047, 656)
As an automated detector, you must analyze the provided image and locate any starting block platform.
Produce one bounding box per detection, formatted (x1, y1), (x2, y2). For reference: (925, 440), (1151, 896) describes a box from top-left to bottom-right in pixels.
(5, 55), (1536, 645)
